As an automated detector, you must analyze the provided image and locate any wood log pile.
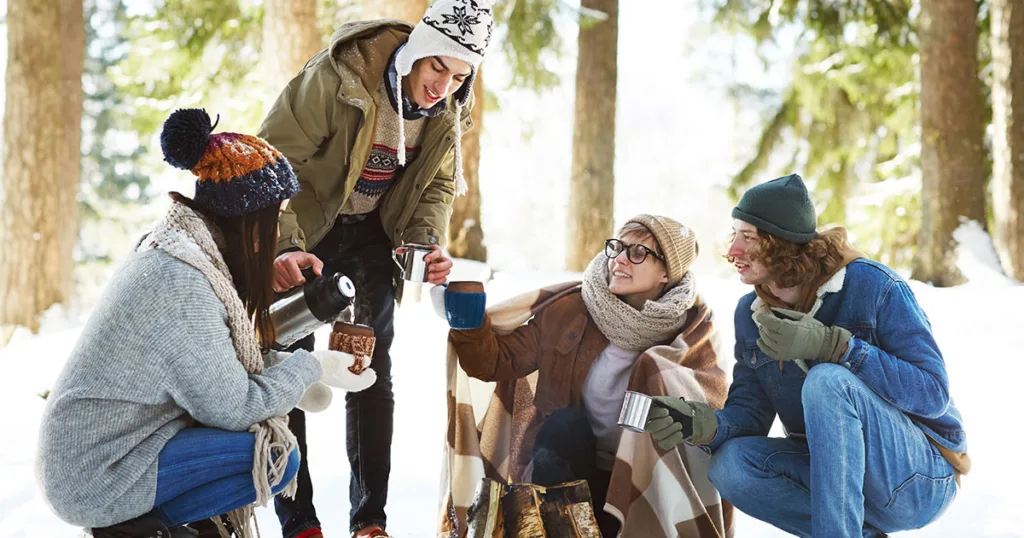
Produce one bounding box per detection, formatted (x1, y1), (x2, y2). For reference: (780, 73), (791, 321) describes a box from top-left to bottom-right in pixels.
(465, 478), (602, 538)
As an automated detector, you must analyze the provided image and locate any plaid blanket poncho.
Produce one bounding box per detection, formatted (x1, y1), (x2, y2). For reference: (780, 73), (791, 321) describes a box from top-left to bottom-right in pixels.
(437, 282), (734, 537)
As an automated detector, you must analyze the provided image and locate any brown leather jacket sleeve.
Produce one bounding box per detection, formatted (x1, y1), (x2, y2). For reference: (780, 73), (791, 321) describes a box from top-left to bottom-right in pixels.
(448, 309), (543, 382)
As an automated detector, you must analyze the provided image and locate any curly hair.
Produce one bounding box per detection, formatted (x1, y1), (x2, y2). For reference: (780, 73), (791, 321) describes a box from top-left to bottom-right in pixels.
(728, 227), (850, 288)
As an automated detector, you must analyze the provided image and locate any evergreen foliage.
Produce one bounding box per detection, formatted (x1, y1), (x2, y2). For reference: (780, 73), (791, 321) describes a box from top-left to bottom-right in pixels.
(708, 0), (990, 269)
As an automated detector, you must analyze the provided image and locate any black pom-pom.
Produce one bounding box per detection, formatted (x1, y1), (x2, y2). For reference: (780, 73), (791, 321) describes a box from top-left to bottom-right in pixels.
(160, 108), (217, 170)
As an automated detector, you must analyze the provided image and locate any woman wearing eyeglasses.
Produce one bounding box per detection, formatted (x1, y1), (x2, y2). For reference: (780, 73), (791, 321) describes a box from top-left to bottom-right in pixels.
(444, 215), (730, 537)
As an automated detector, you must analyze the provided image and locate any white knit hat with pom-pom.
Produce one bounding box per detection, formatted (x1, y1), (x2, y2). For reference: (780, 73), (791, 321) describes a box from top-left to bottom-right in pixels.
(394, 0), (495, 196)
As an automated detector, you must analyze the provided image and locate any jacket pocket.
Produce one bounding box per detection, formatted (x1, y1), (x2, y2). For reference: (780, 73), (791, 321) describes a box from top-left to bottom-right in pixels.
(837, 321), (875, 346)
(741, 341), (775, 370)
(555, 314), (588, 355)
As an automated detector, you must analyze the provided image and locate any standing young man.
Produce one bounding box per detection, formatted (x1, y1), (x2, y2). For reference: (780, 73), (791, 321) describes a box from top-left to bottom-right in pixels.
(644, 174), (970, 537)
(257, 2), (494, 536)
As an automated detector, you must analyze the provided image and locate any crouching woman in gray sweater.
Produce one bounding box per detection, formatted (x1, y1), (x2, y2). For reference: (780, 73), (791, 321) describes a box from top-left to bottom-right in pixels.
(36, 109), (374, 538)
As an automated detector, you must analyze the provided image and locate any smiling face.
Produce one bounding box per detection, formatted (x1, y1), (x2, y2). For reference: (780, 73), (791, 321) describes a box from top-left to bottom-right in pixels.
(726, 219), (771, 286)
(607, 228), (669, 309)
(403, 56), (472, 109)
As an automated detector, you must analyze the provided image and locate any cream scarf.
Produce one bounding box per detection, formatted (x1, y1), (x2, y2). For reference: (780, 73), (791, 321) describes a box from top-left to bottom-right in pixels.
(138, 201), (297, 537)
(581, 253), (698, 352)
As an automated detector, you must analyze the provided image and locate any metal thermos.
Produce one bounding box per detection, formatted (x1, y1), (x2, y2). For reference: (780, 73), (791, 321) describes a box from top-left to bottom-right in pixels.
(270, 272), (356, 349)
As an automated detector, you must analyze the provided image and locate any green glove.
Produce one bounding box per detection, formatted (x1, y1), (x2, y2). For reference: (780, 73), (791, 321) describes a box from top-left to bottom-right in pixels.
(753, 307), (852, 364)
(643, 396), (717, 450)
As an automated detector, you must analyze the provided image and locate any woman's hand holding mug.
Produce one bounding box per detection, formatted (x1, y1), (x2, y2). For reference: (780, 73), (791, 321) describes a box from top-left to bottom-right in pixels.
(434, 281), (487, 330)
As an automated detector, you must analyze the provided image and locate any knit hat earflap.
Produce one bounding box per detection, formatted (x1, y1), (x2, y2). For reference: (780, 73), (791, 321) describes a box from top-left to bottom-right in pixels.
(393, 0), (495, 196)
(622, 214), (699, 288)
(160, 108), (299, 217)
(732, 173), (818, 244)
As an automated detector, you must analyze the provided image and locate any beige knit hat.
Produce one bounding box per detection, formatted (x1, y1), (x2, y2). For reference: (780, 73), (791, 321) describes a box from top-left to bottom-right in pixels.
(621, 214), (698, 287)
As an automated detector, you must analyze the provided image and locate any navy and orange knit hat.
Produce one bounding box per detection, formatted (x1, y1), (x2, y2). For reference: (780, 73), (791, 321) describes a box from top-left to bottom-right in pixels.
(160, 108), (299, 217)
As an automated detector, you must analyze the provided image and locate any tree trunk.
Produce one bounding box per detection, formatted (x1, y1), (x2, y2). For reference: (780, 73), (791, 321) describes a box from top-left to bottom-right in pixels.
(913, 0), (988, 286)
(262, 0), (321, 103)
(566, 0), (619, 272)
(375, 0), (429, 24)
(0, 0), (84, 337)
(450, 66), (487, 262)
(991, 0), (1024, 281)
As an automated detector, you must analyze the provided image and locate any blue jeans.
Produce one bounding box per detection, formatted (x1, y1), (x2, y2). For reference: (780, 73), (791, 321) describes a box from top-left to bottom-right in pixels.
(708, 364), (956, 537)
(275, 211), (397, 536)
(154, 428), (300, 526)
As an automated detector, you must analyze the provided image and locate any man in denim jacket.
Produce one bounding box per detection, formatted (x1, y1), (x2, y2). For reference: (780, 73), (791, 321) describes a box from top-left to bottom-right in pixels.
(644, 174), (969, 537)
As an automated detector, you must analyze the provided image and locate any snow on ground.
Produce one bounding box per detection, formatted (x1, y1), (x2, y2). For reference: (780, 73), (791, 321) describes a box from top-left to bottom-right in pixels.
(1, 248), (1021, 537)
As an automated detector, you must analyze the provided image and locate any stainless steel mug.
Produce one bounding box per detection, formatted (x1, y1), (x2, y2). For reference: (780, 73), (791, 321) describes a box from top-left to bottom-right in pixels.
(617, 391), (655, 433)
(392, 244), (434, 282)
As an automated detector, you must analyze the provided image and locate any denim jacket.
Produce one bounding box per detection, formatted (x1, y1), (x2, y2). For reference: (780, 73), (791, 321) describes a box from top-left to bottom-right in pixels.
(708, 258), (967, 454)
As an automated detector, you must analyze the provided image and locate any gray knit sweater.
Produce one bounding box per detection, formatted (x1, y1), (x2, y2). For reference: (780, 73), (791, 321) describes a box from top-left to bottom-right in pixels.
(35, 248), (322, 527)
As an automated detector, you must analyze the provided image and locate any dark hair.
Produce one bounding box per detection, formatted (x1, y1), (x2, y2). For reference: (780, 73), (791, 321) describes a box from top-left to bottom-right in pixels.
(169, 192), (279, 350)
(725, 227), (849, 288)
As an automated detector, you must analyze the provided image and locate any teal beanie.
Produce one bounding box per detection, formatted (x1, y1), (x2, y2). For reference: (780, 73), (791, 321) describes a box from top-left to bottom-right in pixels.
(732, 173), (818, 244)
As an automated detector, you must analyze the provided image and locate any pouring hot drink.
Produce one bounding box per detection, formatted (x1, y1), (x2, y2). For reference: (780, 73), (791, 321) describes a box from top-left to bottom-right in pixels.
(269, 269), (356, 349)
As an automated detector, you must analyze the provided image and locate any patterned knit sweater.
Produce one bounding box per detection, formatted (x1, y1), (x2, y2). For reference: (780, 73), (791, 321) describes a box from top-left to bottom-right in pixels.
(341, 80), (427, 215)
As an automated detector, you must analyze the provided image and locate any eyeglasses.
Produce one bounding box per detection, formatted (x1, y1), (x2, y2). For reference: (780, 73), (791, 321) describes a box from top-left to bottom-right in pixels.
(604, 239), (666, 264)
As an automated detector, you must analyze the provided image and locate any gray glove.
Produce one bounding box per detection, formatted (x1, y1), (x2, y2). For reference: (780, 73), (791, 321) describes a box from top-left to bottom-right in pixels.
(754, 307), (851, 364)
(644, 396), (717, 450)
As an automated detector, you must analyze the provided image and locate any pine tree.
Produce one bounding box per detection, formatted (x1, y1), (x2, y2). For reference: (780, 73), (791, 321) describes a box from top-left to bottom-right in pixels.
(990, 0), (1024, 280)
(566, 0), (618, 271)
(0, 0), (85, 337)
(449, 66), (488, 261)
(912, 0), (988, 286)
(262, 0), (323, 103)
(714, 1), (923, 268)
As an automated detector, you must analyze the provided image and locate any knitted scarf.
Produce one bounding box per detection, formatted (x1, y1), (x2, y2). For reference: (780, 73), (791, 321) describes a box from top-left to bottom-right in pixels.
(581, 253), (698, 352)
(138, 201), (297, 538)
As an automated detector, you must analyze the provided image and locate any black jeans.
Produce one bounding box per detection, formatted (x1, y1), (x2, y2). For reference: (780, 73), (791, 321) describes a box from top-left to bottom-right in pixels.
(532, 407), (621, 537)
(274, 212), (397, 536)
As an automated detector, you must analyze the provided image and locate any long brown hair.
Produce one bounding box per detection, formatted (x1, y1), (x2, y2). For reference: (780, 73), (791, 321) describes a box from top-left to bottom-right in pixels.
(169, 192), (280, 350)
(728, 227), (850, 288)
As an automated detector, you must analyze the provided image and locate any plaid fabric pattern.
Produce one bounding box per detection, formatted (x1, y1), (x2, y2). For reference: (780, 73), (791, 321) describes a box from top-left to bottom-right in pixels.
(437, 282), (734, 537)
